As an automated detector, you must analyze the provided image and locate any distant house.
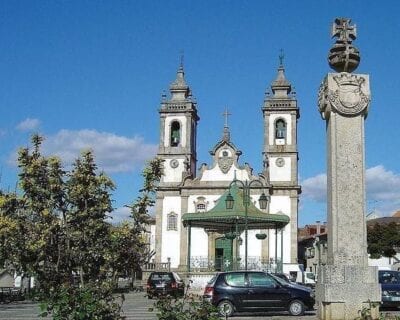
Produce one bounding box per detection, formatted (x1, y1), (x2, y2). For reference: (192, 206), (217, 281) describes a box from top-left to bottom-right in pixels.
(298, 221), (327, 275)
(298, 213), (400, 273)
(0, 269), (14, 287)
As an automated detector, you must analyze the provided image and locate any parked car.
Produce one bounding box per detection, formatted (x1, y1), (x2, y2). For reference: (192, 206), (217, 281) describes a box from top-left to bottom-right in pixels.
(378, 270), (400, 308)
(203, 271), (315, 317)
(272, 273), (292, 283)
(146, 272), (185, 299)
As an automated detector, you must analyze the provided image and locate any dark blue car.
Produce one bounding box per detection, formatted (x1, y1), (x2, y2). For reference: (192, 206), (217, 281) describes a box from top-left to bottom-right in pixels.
(379, 270), (400, 308)
(203, 271), (315, 317)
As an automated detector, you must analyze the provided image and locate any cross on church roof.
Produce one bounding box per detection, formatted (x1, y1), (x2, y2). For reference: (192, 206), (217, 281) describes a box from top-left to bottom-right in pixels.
(180, 50), (184, 68)
(222, 108), (231, 127)
(331, 18), (357, 43)
(279, 49), (284, 66)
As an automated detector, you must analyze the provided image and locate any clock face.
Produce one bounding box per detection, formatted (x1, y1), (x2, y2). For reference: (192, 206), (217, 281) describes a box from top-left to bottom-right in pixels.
(170, 159), (179, 169)
(275, 157), (285, 167)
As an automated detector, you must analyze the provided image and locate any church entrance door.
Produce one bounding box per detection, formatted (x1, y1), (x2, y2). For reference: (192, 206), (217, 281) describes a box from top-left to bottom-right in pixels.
(215, 237), (233, 271)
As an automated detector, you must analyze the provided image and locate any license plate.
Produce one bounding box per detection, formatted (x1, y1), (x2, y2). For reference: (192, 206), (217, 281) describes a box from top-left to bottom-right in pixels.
(390, 297), (400, 301)
(156, 284), (165, 288)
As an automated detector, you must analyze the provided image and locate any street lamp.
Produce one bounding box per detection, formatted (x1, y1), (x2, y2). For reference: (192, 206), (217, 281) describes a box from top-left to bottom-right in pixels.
(225, 178), (269, 271)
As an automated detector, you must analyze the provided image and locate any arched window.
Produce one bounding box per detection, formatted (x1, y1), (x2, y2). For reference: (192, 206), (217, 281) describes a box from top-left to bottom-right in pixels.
(275, 119), (286, 139)
(167, 212), (178, 231)
(170, 121), (180, 147)
(196, 203), (206, 212)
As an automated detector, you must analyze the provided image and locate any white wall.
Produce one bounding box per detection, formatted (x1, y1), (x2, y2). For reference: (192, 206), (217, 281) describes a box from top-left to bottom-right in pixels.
(161, 196), (181, 267)
(269, 156), (291, 182)
(162, 157), (184, 183)
(200, 164), (250, 182)
(268, 196), (291, 263)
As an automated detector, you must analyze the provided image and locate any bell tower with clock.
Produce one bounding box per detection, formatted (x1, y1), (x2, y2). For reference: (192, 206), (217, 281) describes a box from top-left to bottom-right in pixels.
(154, 63), (199, 264)
(262, 57), (301, 263)
(157, 63), (199, 184)
(262, 58), (299, 187)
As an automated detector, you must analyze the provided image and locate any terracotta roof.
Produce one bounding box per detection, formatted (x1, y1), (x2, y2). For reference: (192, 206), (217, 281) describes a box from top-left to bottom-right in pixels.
(392, 210), (400, 218)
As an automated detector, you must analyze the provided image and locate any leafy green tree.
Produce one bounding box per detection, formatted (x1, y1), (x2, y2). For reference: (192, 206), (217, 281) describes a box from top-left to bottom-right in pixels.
(105, 157), (163, 288)
(128, 157), (163, 268)
(367, 222), (400, 259)
(0, 135), (163, 319)
(66, 150), (115, 286)
(16, 134), (64, 291)
(0, 192), (22, 271)
(0, 135), (123, 319)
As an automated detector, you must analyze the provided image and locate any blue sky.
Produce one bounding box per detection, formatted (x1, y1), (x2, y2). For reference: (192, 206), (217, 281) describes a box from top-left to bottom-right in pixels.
(1, 1), (400, 226)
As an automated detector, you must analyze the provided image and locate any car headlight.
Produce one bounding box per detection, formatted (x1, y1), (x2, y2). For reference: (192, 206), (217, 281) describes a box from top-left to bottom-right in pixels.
(382, 290), (389, 296)
(310, 290), (315, 298)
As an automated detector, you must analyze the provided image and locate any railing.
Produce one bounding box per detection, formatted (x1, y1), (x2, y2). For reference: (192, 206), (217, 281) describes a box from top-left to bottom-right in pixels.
(189, 256), (282, 273)
(142, 257), (283, 273)
(143, 262), (171, 272)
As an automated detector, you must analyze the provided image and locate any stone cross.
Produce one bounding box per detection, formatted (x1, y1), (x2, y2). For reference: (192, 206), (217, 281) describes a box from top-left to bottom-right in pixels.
(331, 18), (357, 43)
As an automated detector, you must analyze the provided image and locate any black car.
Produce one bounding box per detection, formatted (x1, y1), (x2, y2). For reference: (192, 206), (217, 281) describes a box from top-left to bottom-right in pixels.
(379, 270), (400, 308)
(272, 273), (292, 283)
(146, 272), (185, 298)
(203, 271), (315, 317)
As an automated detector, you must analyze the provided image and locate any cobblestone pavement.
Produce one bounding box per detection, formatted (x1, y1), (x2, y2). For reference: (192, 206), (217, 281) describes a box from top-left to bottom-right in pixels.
(0, 291), (399, 320)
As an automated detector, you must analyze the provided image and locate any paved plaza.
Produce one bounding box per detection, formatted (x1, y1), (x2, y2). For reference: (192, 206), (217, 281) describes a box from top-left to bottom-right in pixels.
(0, 291), (399, 320)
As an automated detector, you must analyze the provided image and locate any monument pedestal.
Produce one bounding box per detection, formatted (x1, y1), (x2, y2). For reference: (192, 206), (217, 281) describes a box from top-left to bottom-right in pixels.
(316, 265), (381, 320)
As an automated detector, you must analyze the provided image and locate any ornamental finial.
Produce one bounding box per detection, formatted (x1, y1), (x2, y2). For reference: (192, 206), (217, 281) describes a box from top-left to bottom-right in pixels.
(328, 18), (360, 73)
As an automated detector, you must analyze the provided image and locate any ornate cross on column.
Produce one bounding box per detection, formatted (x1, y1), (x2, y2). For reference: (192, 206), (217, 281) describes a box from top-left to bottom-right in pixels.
(331, 18), (357, 43)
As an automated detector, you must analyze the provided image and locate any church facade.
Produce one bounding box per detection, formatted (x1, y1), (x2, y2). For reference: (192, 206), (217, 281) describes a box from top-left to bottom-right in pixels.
(154, 62), (301, 271)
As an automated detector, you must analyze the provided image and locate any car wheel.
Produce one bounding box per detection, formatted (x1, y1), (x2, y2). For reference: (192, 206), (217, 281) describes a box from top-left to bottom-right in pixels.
(288, 299), (305, 316)
(218, 300), (235, 317)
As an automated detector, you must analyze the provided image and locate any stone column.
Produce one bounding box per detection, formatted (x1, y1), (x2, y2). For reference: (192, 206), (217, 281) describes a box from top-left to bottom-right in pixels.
(178, 196), (189, 270)
(316, 18), (381, 320)
(154, 195), (163, 264)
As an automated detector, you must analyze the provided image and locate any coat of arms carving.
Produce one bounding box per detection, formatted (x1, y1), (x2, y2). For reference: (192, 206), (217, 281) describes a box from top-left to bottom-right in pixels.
(218, 153), (233, 173)
(327, 73), (369, 116)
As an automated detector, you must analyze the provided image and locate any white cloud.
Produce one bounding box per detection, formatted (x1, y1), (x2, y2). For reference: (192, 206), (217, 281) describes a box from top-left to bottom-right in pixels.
(42, 129), (157, 173)
(301, 165), (400, 217)
(301, 173), (327, 203)
(107, 206), (131, 224)
(366, 165), (400, 201)
(8, 129), (158, 173)
(16, 118), (41, 131)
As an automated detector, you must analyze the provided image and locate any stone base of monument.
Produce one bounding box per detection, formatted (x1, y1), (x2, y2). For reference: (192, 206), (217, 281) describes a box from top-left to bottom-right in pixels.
(316, 265), (381, 320)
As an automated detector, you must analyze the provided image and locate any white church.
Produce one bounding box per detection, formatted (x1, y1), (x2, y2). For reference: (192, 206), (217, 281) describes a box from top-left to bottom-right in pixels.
(153, 60), (301, 273)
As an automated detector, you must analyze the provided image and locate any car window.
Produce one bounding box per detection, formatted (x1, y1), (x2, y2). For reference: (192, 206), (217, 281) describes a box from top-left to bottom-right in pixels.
(248, 273), (276, 288)
(225, 273), (246, 287)
(379, 271), (400, 284)
(151, 273), (172, 281)
(270, 273), (288, 285)
(207, 274), (218, 285)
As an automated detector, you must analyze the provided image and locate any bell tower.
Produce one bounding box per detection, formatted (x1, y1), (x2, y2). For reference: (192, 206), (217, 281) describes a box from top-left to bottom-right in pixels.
(262, 56), (301, 263)
(158, 64), (199, 184)
(262, 57), (299, 187)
